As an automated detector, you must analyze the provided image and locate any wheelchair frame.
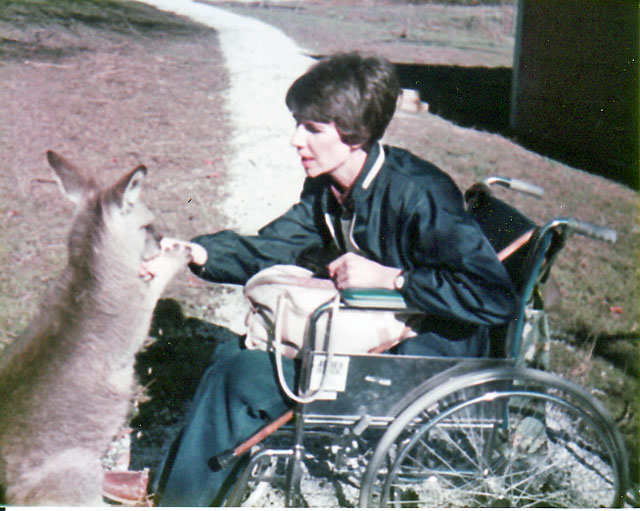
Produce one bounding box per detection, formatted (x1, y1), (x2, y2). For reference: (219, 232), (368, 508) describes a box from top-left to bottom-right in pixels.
(220, 177), (629, 507)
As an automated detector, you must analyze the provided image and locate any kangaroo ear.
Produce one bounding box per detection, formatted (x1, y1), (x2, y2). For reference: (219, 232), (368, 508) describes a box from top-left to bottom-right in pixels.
(112, 165), (147, 212)
(46, 150), (92, 204)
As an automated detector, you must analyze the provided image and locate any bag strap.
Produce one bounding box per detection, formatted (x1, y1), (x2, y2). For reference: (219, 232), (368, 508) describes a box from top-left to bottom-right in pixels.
(274, 293), (341, 404)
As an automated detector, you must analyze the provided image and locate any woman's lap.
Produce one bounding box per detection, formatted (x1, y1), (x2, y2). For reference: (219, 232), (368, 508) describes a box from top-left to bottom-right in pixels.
(156, 340), (295, 506)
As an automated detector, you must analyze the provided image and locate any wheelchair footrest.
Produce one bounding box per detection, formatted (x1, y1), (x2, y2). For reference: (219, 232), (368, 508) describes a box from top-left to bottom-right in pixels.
(208, 448), (236, 471)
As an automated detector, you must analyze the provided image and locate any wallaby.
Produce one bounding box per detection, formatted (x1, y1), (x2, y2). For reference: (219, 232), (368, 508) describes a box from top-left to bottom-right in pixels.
(0, 151), (206, 505)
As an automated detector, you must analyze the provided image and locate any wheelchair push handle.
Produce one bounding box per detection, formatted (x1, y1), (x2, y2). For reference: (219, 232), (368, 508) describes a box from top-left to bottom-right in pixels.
(565, 218), (617, 243)
(509, 178), (545, 197)
(479, 177), (616, 243)
(483, 176), (544, 198)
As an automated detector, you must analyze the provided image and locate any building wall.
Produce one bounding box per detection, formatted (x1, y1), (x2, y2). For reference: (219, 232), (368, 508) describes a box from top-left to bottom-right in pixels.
(511, 0), (638, 188)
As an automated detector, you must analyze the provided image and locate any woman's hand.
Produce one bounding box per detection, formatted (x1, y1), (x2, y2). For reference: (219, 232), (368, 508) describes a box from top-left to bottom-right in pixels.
(327, 253), (402, 290)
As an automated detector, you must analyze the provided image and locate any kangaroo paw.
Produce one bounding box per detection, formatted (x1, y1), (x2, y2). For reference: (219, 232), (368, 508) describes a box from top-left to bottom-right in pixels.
(139, 239), (206, 284)
(159, 238), (207, 265)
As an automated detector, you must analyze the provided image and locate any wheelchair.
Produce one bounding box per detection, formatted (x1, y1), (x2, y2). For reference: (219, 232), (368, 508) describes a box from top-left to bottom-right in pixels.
(217, 177), (630, 507)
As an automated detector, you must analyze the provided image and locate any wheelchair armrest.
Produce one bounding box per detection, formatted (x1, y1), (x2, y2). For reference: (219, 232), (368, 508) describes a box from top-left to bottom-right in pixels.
(340, 288), (415, 311)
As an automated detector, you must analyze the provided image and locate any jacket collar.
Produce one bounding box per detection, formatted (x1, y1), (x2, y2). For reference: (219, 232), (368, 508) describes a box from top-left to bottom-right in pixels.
(320, 142), (385, 213)
(321, 142), (385, 248)
(352, 141), (385, 200)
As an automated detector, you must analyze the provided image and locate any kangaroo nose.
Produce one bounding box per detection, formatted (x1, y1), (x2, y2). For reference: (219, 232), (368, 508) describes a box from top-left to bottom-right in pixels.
(145, 224), (163, 243)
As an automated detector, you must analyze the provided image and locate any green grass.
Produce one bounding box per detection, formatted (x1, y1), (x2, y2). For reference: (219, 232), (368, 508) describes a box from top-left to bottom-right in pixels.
(0, 0), (210, 60)
(2, 0), (201, 33)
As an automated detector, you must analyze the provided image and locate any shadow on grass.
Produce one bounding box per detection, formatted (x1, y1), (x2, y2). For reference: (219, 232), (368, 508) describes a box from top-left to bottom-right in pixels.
(128, 299), (241, 474)
(2, 0), (209, 36)
(0, 40), (89, 61)
(576, 331), (640, 378)
(0, 0), (213, 61)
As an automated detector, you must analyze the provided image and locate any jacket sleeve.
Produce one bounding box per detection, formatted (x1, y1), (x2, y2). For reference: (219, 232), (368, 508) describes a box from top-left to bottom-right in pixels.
(399, 187), (516, 327)
(188, 178), (325, 284)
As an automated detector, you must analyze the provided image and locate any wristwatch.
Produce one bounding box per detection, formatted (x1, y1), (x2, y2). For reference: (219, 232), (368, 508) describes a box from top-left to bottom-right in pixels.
(394, 272), (405, 291)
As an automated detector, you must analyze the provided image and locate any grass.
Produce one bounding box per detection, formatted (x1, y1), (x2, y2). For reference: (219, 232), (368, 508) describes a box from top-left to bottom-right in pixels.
(0, 0), (211, 60)
(1, 0), (205, 34)
(217, 0), (516, 67)
(0, 0), (227, 341)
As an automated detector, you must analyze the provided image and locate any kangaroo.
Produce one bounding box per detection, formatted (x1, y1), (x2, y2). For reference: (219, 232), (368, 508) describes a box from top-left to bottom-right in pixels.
(0, 151), (206, 505)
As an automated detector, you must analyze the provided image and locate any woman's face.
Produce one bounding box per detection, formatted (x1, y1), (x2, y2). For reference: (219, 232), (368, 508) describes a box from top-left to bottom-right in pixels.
(290, 119), (361, 183)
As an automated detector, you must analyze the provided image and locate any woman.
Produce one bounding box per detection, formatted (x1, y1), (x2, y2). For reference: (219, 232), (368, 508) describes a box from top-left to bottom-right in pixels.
(154, 52), (515, 506)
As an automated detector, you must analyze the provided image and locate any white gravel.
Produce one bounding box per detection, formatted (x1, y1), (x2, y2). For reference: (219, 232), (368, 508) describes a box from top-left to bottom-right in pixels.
(137, 0), (313, 332)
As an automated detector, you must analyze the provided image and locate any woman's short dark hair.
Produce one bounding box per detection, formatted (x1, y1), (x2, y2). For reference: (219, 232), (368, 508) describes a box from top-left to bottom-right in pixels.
(285, 52), (400, 149)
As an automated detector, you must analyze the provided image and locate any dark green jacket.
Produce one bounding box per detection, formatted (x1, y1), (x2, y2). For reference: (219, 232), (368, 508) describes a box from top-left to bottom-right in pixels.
(191, 144), (516, 355)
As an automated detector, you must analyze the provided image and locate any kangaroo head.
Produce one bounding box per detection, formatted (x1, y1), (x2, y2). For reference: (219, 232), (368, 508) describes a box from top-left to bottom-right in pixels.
(46, 151), (161, 280)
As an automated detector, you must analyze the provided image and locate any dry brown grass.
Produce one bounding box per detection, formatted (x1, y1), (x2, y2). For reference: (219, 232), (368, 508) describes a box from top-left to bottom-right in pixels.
(0, 0), (232, 344)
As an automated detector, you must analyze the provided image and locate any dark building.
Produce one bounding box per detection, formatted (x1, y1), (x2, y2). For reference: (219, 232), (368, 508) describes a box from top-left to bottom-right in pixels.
(510, 0), (639, 189)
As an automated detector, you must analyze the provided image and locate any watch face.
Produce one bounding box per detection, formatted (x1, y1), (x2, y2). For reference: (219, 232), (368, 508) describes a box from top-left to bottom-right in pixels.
(395, 274), (405, 290)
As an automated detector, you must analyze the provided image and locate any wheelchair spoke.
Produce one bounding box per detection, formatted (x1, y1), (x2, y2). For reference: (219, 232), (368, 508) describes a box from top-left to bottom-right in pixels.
(362, 370), (625, 508)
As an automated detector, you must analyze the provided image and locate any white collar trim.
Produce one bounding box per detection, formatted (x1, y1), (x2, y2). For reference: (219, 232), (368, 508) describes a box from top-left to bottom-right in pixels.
(361, 142), (385, 190)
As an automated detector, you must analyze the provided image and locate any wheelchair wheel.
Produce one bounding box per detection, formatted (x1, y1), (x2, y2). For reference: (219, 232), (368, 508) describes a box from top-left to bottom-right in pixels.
(224, 449), (290, 507)
(360, 366), (628, 508)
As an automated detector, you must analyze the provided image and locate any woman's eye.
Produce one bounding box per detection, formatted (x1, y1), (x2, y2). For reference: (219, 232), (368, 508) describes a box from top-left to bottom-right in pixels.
(304, 123), (321, 134)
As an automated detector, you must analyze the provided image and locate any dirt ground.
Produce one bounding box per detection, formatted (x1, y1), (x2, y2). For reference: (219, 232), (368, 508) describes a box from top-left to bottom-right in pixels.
(0, 0), (637, 502)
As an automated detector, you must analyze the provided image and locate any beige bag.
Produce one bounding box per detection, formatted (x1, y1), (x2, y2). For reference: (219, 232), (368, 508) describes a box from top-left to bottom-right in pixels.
(244, 265), (416, 359)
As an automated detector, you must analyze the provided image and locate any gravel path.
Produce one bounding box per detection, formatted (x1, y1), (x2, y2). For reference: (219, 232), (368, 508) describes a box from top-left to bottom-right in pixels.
(137, 0), (313, 333)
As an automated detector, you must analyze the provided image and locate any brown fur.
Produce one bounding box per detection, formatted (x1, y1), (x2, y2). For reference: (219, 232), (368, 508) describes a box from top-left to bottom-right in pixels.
(0, 152), (200, 505)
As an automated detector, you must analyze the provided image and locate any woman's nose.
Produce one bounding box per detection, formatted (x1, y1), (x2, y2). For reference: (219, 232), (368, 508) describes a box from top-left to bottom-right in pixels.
(290, 124), (305, 148)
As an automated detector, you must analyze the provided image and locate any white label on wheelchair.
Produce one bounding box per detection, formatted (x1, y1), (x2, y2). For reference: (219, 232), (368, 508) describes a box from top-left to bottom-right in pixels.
(308, 354), (350, 400)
